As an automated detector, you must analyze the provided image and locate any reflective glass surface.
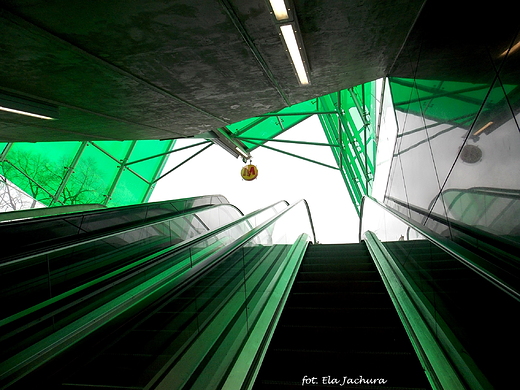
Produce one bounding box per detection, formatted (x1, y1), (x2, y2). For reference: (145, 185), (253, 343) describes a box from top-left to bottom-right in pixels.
(0, 195), (229, 259)
(383, 65), (520, 260)
(360, 197), (519, 389)
(0, 139), (175, 210)
(0, 202), (242, 320)
(1, 199), (314, 389)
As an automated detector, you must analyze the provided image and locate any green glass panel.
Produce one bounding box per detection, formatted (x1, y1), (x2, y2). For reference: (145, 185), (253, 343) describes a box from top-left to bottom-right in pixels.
(94, 140), (135, 161)
(108, 169), (149, 206)
(228, 98), (322, 151)
(128, 140), (172, 179)
(59, 143), (119, 205)
(1, 142), (82, 205)
(0, 139), (173, 210)
(390, 78), (517, 130)
(317, 82), (377, 215)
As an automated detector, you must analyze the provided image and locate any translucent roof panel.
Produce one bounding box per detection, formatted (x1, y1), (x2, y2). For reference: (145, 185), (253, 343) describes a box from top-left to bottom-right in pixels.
(390, 78), (517, 130)
(228, 98), (322, 151)
(223, 83), (378, 215)
(0, 139), (175, 210)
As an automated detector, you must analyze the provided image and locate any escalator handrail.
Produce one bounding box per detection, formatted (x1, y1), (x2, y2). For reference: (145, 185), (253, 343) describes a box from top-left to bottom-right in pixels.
(178, 199), (316, 280)
(359, 195), (520, 302)
(0, 199), (315, 387)
(0, 194), (229, 226)
(0, 202), (243, 267)
(0, 201), (290, 330)
(0, 194), (231, 260)
(363, 231), (488, 390)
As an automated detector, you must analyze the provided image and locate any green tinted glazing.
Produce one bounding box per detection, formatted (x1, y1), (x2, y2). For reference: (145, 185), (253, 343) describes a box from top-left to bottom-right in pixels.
(227, 98), (320, 150)
(390, 78), (516, 130)
(127, 140), (169, 179)
(224, 83), (377, 216)
(318, 84), (377, 215)
(0, 139), (175, 209)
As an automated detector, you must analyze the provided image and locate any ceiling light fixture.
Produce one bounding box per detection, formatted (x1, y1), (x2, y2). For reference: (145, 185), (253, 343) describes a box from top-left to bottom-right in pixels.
(266, 0), (310, 85)
(0, 91), (58, 120)
(500, 41), (520, 57)
(268, 0), (290, 21)
(280, 24), (309, 85)
(473, 121), (494, 136)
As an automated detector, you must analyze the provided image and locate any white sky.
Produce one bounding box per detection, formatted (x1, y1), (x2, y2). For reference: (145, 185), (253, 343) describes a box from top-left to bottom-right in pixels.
(150, 116), (359, 244)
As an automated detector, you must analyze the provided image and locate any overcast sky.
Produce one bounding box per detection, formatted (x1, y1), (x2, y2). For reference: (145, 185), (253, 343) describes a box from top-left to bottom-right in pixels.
(150, 116), (359, 244)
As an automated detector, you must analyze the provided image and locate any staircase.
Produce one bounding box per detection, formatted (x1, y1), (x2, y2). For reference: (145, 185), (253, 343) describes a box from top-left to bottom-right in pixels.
(252, 243), (431, 389)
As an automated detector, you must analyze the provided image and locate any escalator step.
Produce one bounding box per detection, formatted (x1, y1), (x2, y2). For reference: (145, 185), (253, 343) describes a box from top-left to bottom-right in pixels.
(252, 243), (431, 390)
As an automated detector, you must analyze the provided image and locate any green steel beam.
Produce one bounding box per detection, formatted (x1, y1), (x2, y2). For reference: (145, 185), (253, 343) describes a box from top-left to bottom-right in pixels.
(256, 111), (336, 117)
(376, 77), (387, 142)
(349, 87), (370, 130)
(152, 143), (213, 184)
(93, 139), (159, 186)
(318, 88), (377, 195)
(320, 113), (364, 213)
(1, 160), (56, 203)
(235, 136), (339, 148)
(127, 168), (152, 185)
(245, 140), (339, 171)
(50, 141), (88, 206)
(328, 93), (372, 178)
(231, 117), (271, 137)
(241, 115), (313, 153)
(0, 143), (12, 162)
(125, 140), (208, 166)
(103, 140), (137, 205)
(89, 141), (120, 163)
(141, 139), (176, 203)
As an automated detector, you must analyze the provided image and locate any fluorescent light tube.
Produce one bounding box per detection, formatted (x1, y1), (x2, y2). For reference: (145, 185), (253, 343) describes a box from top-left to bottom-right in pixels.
(473, 121), (493, 136)
(0, 92), (58, 120)
(0, 106), (55, 120)
(280, 24), (309, 85)
(500, 41), (520, 57)
(235, 147), (250, 159)
(269, 0), (289, 20)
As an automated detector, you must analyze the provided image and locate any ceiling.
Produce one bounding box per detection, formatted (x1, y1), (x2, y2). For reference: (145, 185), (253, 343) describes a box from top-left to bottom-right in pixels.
(0, 0), (518, 143)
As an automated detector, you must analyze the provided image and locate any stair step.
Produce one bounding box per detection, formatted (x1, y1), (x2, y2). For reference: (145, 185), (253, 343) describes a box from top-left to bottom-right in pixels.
(256, 349), (429, 388)
(277, 307), (399, 327)
(252, 243), (431, 390)
(297, 270), (379, 281)
(287, 291), (391, 308)
(291, 280), (386, 293)
(271, 324), (412, 352)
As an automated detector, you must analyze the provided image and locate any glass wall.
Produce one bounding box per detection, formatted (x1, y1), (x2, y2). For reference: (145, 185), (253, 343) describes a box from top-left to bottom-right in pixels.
(0, 139), (175, 210)
(382, 36), (520, 253)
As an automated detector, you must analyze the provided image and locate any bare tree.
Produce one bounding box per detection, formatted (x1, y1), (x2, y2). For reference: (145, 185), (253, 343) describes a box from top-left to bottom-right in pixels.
(0, 150), (103, 211)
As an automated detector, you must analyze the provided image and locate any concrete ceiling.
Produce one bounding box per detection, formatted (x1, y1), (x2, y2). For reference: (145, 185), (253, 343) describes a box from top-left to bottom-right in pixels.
(0, 0), (518, 143)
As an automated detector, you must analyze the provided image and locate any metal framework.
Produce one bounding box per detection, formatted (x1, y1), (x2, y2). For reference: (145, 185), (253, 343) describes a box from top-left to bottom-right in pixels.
(1, 82), (379, 215)
(0, 139), (176, 210)
(221, 82), (378, 215)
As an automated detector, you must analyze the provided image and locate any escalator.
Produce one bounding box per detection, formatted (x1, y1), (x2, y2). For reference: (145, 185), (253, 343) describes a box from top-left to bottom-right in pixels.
(1, 195), (517, 389)
(252, 243), (431, 389)
(0, 197), (315, 389)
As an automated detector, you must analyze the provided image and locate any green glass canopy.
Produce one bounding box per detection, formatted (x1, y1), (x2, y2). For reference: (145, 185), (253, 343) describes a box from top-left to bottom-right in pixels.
(1, 82), (379, 216)
(0, 139), (175, 209)
(222, 82), (377, 215)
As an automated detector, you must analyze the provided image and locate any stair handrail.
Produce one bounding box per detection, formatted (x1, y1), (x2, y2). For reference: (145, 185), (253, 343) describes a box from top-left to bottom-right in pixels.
(0, 199), (315, 388)
(359, 195), (520, 302)
(0, 200), (289, 332)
